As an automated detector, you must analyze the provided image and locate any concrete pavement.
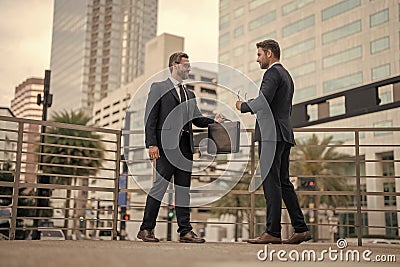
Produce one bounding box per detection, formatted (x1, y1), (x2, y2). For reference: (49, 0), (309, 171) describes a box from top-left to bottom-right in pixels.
(1, 241), (399, 267)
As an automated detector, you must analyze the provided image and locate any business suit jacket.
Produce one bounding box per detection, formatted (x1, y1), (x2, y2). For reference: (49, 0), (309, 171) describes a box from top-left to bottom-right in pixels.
(145, 78), (214, 154)
(241, 63), (295, 145)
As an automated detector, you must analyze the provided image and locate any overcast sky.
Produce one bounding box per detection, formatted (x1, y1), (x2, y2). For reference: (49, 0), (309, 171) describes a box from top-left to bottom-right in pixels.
(0, 0), (218, 107)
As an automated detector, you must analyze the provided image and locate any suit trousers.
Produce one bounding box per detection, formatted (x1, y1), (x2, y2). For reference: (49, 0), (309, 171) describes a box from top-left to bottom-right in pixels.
(140, 132), (193, 236)
(259, 141), (308, 238)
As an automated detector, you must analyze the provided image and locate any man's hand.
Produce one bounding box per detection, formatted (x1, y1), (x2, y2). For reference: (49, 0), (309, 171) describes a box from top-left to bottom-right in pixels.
(235, 101), (243, 111)
(148, 146), (160, 160)
(214, 113), (225, 123)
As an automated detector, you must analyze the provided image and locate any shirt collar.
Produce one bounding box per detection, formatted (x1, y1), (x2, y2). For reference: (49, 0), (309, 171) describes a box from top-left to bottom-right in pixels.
(169, 76), (182, 86)
(268, 61), (280, 70)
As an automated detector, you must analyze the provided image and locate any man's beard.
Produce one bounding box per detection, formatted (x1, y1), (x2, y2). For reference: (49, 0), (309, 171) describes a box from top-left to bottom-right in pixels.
(178, 70), (189, 80)
(260, 62), (269, 69)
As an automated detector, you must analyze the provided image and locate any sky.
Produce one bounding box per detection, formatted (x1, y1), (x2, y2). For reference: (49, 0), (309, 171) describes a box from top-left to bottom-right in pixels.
(0, 0), (218, 107)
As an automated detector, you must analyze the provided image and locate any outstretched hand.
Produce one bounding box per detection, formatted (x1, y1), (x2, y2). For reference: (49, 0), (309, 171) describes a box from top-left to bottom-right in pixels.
(235, 101), (243, 111)
(214, 113), (225, 123)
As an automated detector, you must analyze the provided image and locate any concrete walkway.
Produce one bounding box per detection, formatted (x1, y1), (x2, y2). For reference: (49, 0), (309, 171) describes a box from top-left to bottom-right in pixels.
(1, 241), (399, 267)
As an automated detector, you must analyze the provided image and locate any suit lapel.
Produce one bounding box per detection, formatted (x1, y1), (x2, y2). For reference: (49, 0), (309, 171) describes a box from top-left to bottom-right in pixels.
(165, 78), (180, 103)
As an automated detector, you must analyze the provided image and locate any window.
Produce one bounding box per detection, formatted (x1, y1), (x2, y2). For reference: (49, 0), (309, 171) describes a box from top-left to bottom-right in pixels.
(219, 33), (230, 46)
(248, 32), (277, 51)
(322, 20), (361, 44)
(282, 15), (314, 37)
(249, 0), (271, 10)
(220, 14), (230, 30)
(323, 46), (362, 69)
(370, 36), (390, 54)
(322, 0), (360, 21)
(294, 86), (316, 102)
(201, 76), (214, 83)
(370, 9), (389, 27)
(220, 0), (230, 10)
(248, 11), (276, 31)
(234, 25), (244, 38)
(373, 120), (392, 136)
(283, 38), (315, 59)
(384, 182), (396, 206)
(219, 52), (230, 65)
(282, 0), (314, 16)
(201, 88), (216, 95)
(323, 72), (363, 94)
(372, 64), (391, 81)
(385, 212), (398, 236)
(290, 62), (315, 78)
(234, 7), (244, 18)
(234, 46), (244, 57)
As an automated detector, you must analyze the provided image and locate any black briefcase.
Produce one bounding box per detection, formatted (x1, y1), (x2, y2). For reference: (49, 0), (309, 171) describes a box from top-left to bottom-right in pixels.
(207, 121), (240, 154)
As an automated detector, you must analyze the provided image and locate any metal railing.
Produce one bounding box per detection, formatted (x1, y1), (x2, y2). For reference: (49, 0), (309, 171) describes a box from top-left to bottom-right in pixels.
(1, 115), (399, 246)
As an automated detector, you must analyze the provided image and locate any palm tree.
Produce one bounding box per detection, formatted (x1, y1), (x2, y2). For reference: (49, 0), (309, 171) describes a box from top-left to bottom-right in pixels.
(41, 110), (105, 238)
(290, 134), (353, 240)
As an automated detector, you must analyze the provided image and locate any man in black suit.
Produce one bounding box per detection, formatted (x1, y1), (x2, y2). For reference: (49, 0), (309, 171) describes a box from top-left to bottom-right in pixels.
(236, 40), (311, 244)
(137, 52), (224, 243)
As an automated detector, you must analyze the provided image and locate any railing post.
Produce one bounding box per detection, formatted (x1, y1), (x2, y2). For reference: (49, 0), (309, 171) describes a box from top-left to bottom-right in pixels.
(112, 131), (122, 240)
(9, 122), (24, 240)
(249, 130), (256, 239)
(355, 130), (362, 247)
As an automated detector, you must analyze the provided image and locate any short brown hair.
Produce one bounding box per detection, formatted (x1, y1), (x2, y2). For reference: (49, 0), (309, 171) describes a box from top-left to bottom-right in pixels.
(168, 52), (189, 72)
(256, 39), (280, 60)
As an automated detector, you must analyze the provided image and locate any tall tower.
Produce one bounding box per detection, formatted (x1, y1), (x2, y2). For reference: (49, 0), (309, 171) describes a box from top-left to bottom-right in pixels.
(50, 0), (158, 115)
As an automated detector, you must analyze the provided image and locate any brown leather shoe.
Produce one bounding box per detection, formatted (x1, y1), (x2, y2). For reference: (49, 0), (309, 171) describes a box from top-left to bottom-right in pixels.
(179, 231), (205, 243)
(283, 231), (312, 244)
(247, 232), (281, 244)
(137, 229), (159, 242)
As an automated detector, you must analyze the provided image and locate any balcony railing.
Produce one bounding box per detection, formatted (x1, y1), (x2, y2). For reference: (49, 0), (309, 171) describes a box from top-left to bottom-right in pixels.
(0, 115), (399, 246)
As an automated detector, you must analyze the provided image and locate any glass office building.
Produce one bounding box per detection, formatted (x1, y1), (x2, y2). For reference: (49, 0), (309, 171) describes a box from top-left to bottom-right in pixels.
(50, 0), (158, 114)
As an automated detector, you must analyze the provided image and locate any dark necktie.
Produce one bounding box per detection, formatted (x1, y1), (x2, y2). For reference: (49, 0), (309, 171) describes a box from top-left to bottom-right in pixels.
(178, 83), (190, 132)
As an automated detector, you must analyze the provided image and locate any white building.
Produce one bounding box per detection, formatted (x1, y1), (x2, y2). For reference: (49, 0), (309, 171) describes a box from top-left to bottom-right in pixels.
(10, 78), (44, 184)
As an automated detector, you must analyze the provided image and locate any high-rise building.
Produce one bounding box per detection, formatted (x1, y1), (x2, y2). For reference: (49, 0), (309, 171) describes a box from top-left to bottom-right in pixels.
(218, 0), (400, 238)
(10, 78), (44, 183)
(218, 0), (399, 105)
(50, 0), (158, 115)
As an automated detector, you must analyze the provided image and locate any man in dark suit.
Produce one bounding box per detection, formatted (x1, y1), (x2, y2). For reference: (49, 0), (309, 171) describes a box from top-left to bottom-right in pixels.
(137, 52), (224, 243)
(236, 40), (311, 244)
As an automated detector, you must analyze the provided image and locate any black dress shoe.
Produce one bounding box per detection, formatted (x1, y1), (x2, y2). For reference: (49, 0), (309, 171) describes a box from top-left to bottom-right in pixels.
(283, 231), (312, 244)
(247, 232), (282, 244)
(179, 231), (205, 243)
(137, 229), (159, 242)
